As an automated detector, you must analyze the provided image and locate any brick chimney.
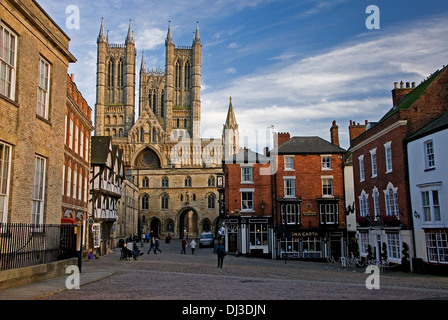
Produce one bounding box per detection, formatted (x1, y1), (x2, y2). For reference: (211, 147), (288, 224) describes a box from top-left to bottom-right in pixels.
(349, 120), (367, 145)
(392, 81), (415, 108)
(330, 120), (339, 147)
(274, 132), (290, 149)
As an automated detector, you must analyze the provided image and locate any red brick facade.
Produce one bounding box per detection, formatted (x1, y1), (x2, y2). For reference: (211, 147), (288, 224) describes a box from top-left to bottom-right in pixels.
(350, 66), (448, 265)
(63, 74), (94, 222)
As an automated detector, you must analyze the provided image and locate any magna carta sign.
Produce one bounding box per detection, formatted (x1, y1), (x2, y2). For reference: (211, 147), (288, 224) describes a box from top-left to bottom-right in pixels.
(291, 231), (319, 237)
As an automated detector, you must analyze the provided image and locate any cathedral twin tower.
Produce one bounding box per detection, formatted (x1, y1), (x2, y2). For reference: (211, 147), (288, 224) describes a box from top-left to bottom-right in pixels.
(95, 19), (239, 167)
(95, 19), (239, 238)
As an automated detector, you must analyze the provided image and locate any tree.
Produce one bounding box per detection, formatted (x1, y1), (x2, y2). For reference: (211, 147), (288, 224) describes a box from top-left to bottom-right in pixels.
(401, 242), (410, 272)
(381, 242), (388, 263)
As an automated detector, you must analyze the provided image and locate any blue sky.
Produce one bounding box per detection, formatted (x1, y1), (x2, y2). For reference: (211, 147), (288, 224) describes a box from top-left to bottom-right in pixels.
(39, 0), (448, 151)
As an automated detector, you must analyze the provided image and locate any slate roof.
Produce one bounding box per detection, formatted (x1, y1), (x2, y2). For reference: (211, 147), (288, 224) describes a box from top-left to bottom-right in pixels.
(407, 112), (448, 142)
(274, 136), (346, 155)
(224, 148), (270, 164)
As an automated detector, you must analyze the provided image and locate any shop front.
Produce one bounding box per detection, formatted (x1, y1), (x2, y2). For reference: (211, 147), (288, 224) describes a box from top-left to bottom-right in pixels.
(277, 229), (346, 261)
(221, 216), (274, 257)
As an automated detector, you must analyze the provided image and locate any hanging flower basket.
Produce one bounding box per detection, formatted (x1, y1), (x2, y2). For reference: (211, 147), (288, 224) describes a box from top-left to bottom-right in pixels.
(356, 216), (370, 227)
(381, 215), (400, 226)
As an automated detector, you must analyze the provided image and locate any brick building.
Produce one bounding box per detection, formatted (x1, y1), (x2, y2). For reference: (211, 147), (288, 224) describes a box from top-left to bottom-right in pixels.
(349, 66), (448, 270)
(223, 148), (273, 257)
(63, 74), (94, 249)
(271, 127), (346, 261)
(0, 0), (76, 225)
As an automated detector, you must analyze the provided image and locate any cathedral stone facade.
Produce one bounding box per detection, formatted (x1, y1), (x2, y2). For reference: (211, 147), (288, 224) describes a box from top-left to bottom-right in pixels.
(95, 20), (239, 239)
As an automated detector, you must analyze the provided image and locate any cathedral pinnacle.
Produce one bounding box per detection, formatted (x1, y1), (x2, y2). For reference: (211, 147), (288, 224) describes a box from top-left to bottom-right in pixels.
(165, 21), (173, 45)
(126, 20), (135, 44)
(97, 18), (106, 43)
(141, 51), (146, 72)
(193, 21), (201, 45)
(224, 96), (238, 129)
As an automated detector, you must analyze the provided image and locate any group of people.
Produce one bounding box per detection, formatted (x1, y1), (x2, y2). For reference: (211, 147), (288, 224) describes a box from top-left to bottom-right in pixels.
(180, 237), (226, 268)
(147, 237), (162, 254)
(180, 237), (197, 255)
(121, 234), (227, 268)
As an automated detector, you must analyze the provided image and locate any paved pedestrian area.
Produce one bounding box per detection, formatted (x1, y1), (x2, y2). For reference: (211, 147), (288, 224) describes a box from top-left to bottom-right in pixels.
(1, 239), (447, 302)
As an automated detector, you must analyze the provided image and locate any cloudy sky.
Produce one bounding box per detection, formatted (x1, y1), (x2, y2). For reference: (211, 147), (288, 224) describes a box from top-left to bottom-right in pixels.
(39, 0), (448, 151)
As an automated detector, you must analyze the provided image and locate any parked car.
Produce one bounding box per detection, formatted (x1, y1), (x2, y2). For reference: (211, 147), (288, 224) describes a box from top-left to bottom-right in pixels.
(199, 231), (214, 248)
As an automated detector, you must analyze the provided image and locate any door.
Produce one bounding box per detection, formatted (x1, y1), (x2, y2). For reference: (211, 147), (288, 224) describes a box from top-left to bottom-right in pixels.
(228, 224), (238, 252)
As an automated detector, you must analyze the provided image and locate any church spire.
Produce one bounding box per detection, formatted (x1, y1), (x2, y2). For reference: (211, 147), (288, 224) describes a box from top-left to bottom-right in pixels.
(193, 21), (201, 45)
(97, 18), (106, 43)
(165, 21), (173, 45)
(224, 97), (238, 129)
(140, 51), (146, 72)
(126, 20), (134, 44)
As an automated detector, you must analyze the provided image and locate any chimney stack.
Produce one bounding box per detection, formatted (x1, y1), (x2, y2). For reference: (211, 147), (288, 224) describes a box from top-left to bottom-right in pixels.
(274, 132), (290, 149)
(330, 120), (339, 147)
(392, 81), (415, 108)
(349, 120), (367, 147)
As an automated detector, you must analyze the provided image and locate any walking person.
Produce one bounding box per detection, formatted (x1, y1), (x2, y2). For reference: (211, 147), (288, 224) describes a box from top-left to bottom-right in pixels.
(147, 237), (155, 254)
(190, 239), (196, 255)
(181, 237), (187, 254)
(215, 241), (226, 268)
(154, 238), (162, 254)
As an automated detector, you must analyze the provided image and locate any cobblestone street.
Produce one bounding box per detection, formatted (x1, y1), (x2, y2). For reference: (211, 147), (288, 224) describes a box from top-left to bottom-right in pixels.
(41, 239), (448, 301)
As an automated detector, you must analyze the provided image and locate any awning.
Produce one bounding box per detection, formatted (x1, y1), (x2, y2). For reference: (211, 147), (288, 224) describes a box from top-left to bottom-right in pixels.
(61, 217), (77, 225)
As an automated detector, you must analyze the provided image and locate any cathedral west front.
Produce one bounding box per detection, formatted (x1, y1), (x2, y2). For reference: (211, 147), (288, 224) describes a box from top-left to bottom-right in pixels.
(94, 20), (239, 239)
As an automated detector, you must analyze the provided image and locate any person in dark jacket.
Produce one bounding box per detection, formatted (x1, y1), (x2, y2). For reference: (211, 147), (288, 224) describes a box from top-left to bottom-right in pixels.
(215, 241), (226, 268)
(154, 238), (162, 254)
(181, 237), (187, 254)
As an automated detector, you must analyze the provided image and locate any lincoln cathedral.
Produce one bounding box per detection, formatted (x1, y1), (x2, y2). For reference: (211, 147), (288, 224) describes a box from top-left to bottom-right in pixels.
(95, 20), (239, 238)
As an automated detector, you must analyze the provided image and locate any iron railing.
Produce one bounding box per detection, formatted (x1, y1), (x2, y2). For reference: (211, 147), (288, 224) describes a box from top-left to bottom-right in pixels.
(0, 223), (77, 271)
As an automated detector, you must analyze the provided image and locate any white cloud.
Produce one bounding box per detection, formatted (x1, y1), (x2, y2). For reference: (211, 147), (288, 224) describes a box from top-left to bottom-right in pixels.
(225, 68), (236, 74)
(135, 28), (166, 51)
(201, 15), (448, 151)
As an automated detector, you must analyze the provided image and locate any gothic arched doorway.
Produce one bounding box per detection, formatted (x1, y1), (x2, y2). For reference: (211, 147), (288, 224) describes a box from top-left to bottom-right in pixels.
(150, 218), (161, 238)
(178, 208), (198, 239)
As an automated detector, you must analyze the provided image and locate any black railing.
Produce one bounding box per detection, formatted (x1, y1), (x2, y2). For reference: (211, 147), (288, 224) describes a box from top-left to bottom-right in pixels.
(0, 223), (77, 271)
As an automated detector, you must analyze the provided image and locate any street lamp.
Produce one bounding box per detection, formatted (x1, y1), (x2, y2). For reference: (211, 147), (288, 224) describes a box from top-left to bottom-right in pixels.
(261, 200), (265, 215)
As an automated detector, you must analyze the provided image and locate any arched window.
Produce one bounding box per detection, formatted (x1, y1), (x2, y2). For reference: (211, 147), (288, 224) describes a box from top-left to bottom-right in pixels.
(162, 176), (169, 187)
(117, 58), (123, 89)
(142, 194), (149, 210)
(175, 61), (181, 89)
(152, 92), (157, 114)
(208, 176), (215, 187)
(142, 177), (149, 188)
(161, 90), (165, 117)
(185, 176), (192, 187)
(208, 194), (216, 209)
(359, 190), (369, 217)
(384, 182), (398, 216)
(107, 60), (114, 88)
(184, 61), (191, 89)
(161, 194), (169, 209)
